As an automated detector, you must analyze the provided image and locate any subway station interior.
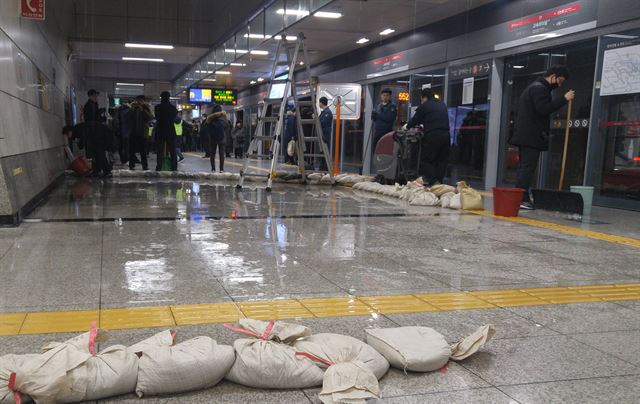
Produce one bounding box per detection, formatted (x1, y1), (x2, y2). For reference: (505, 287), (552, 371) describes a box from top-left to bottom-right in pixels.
(1, 0), (640, 403)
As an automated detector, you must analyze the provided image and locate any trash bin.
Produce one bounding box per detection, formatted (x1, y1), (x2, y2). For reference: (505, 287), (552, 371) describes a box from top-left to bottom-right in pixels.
(570, 186), (594, 216)
(70, 157), (91, 177)
(492, 187), (525, 217)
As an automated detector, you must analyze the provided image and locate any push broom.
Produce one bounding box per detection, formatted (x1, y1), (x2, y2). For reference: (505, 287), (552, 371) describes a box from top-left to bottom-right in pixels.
(531, 99), (584, 214)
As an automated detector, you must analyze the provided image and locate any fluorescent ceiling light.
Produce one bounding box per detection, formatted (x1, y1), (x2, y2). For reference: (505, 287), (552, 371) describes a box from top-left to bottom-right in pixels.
(125, 43), (174, 49)
(244, 34), (297, 41)
(314, 11), (342, 18)
(379, 28), (395, 36)
(116, 82), (144, 86)
(215, 71), (231, 75)
(122, 57), (164, 62)
(513, 65), (525, 69)
(208, 62), (246, 66)
(356, 37), (370, 44)
(538, 53), (566, 57)
(257, 77), (264, 82)
(604, 34), (638, 39)
(225, 49), (269, 55)
(276, 9), (310, 16)
(250, 50), (269, 55)
(203, 79), (217, 82)
(196, 70), (214, 74)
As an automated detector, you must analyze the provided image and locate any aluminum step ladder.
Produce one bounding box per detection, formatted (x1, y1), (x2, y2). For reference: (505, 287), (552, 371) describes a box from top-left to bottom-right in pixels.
(236, 32), (334, 192)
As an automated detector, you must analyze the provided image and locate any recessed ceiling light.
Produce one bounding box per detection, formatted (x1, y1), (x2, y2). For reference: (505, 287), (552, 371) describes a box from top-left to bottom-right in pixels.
(257, 77), (264, 82)
(125, 43), (174, 49)
(122, 57), (164, 62)
(314, 11), (342, 19)
(379, 28), (395, 36)
(276, 9), (310, 16)
(356, 37), (370, 44)
(299, 61), (304, 65)
(250, 80), (257, 84)
(196, 70), (214, 74)
(215, 71), (231, 75)
(116, 82), (144, 86)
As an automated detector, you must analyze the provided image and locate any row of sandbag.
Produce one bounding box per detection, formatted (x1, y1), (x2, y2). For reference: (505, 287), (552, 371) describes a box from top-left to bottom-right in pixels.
(352, 181), (484, 209)
(0, 319), (495, 404)
(108, 170), (374, 188)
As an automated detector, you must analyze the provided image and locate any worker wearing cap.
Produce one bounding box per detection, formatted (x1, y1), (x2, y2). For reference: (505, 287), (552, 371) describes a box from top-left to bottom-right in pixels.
(372, 88), (397, 147)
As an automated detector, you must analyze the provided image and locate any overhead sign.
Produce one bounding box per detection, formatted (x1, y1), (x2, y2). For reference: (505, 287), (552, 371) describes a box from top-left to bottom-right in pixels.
(366, 52), (409, 79)
(495, 1), (598, 51)
(212, 88), (237, 105)
(189, 88), (212, 103)
(21, 0), (45, 20)
(317, 83), (362, 121)
(449, 60), (491, 80)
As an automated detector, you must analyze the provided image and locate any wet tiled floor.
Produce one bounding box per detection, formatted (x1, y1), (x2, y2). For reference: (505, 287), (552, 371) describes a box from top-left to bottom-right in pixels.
(1, 155), (639, 403)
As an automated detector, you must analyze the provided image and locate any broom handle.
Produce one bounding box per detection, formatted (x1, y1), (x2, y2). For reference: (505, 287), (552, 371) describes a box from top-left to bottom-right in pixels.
(558, 99), (573, 191)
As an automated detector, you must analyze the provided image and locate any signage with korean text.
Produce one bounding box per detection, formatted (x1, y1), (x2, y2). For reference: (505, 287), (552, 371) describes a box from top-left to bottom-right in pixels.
(449, 60), (491, 80)
(21, 0), (45, 20)
(366, 52), (409, 79)
(495, 0), (598, 51)
(212, 88), (238, 105)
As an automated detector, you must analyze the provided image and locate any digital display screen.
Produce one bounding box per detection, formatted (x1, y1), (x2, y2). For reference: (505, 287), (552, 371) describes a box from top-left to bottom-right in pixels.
(212, 89), (238, 105)
(189, 88), (212, 103)
(268, 83), (290, 100)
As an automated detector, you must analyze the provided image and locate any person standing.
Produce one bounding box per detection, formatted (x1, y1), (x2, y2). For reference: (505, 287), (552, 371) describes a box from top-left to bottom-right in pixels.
(284, 107), (297, 165)
(83, 89), (100, 123)
(201, 114), (210, 158)
(406, 88), (451, 187)
(224, 115), (233, 157)
(510, 65), (575, 210)
(372, 88), (397, 147)
(174, 117), (185, 162)
(206, 105), (226, 172)
(318, 96), (333, 171)
(125, 95), (153, 170)
(154, 91), (179, 171)
(232, 121), (245, 158)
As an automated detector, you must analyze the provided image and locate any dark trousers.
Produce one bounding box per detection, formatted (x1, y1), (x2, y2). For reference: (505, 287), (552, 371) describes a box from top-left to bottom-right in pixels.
(156, 136), (177, 171)
(90, 146), (110, 175)
(210, 139), (225, 171)
(420, 130), (450, 186)
(515, 146), (541, 203)
(128, 136), (148, 170)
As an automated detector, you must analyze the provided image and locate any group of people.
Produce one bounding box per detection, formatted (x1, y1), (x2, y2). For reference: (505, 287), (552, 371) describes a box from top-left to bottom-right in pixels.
(198, 108), (245, 172)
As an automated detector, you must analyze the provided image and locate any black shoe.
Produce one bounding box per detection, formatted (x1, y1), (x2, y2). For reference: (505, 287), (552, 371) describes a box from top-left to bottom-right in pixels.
(519, 202), (535, 210)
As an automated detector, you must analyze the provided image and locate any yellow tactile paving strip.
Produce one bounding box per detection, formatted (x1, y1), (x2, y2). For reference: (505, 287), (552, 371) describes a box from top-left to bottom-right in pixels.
(1, 283), (639, 336)
(471, 210), (640, 249)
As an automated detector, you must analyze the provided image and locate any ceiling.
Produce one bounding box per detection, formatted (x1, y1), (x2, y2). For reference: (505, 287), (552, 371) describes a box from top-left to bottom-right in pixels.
(69, 0), (496, 98)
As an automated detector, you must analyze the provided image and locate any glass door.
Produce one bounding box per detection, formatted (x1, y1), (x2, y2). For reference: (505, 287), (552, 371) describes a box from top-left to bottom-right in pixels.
(499, 40), (597, 190)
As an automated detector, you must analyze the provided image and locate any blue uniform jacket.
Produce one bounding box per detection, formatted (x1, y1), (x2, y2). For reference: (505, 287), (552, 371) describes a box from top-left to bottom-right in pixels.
(319, 107), (333, 144)
(374, 102), (397, 137)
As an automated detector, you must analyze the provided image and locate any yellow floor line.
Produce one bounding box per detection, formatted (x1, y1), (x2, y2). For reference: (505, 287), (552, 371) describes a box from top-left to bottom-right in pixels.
(470, 210), (640, 249)
(1, 283), (639, 336)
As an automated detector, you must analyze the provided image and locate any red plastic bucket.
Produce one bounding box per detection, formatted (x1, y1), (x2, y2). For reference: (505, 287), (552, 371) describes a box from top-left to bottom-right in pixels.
(492, 187), (525, 217)
(70, 157), (91, 177)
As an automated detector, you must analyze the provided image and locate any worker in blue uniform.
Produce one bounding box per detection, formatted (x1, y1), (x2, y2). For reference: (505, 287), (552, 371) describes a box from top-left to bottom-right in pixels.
(372, 88), (398, 148)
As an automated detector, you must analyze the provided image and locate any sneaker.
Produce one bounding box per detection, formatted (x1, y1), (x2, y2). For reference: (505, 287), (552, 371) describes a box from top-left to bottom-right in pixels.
(520, 202), (535, 210)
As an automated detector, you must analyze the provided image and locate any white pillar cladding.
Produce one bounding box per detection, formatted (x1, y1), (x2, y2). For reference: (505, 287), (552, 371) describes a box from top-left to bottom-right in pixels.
(0, 0), (78, 224)
(484, 58), (504, 191)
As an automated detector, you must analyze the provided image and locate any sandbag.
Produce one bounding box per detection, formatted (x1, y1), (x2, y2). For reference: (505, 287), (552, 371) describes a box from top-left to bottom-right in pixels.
(409, 191), (439, 206)
(318, 361), (379, 404)
(450, 193), (462, 209)
(136, 336), (234, 397)
(293, 333), (389, 380)
(128, 330), (175, 355)
(224, 320), (323, 389)
(365, 325), (495, 372)
(440, 192), (456, 208)
(9, 324), (139, 403)
(460, 187), (483, 210)
(429, 184), (456, 197)
(1, 354), (38, 404)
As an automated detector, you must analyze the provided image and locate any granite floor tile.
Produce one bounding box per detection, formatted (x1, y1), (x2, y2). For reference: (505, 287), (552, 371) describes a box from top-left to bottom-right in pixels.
(294, 314), (399, 340)
(500, 375), (640, 404)
(571, 330), (640, 366)
(507, 302), (640, 334)
(375, 387), (517, 404)
(459, 335), (640, 386)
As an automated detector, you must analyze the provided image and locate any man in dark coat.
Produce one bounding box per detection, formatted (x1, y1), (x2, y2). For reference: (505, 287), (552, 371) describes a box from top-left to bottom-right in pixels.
(154, 91), (179, 171)
(126, 95), (153, 170)
(372, 88), (397, 147)
(284, 108), (297, 165)
(510, 65), (575, 209)
(206, 105), (227, 172)
(407, 88), (451, 186)
(318, 97), (333, 171)
(83, 89), (100, 123)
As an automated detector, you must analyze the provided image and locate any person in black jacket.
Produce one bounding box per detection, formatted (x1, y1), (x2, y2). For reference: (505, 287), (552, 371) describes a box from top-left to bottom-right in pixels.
(510, 65), (575, 209)
(126, 96), (153, 170)
(407, 88), (451, 186)
(154, 91), (179, 171)
(206, 105), (227, 172)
